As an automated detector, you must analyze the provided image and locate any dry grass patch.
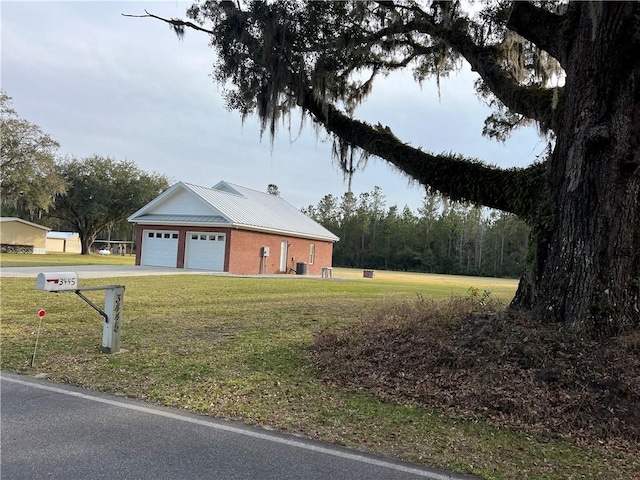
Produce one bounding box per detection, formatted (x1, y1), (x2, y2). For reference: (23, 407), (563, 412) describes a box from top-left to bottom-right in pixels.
(311, 295), (640, 459)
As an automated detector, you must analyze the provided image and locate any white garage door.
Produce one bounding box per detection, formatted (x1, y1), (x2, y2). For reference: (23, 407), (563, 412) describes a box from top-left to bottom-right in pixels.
(141, 230), (179, 267)
(185, 232), (225, 271)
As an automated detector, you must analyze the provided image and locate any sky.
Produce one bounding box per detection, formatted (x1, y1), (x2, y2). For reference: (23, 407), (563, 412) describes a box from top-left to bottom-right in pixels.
(1, 1), (548, 212)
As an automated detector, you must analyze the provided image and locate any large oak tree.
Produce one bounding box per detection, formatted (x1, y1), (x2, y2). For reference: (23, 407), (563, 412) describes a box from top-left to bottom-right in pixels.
(132, 1), (640, 334)
(52, 156), (169, 254)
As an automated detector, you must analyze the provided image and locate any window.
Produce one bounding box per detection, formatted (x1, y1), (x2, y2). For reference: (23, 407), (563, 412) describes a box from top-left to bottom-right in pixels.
(309, 244), (315, 265)
(200, 235), (207, 240)
(208, 235), (215, 241)
(217, 235), (224, 241)
(191, 234), (198, 240)
(147, 231), (178, 240)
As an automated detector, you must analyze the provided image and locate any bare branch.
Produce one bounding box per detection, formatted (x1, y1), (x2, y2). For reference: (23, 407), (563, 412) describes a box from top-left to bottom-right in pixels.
(122, 10), (215, 37)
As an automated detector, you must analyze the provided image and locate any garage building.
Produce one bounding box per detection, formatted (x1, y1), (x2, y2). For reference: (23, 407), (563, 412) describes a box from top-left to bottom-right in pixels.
(128, 181), (339, 275)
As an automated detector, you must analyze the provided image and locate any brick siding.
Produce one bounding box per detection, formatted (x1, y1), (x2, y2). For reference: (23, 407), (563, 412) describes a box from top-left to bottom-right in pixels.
(135, 225), (334, 275)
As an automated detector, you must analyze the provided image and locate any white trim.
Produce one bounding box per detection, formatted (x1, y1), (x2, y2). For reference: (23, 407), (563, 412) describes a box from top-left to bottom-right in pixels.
(128, 182), (184, 221)
(279, 241), (288, 273)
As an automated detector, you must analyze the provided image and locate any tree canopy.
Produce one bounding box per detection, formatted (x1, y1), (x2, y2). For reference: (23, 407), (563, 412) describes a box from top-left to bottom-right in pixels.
(0, 91), (66, 220)
(51, 156), (169, 254)
(133, 1), (640, 334)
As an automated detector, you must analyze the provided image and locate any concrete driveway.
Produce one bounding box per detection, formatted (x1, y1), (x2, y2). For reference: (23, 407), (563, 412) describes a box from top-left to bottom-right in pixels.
(0, 265), (330, 280)
(0, 265), (222, 279)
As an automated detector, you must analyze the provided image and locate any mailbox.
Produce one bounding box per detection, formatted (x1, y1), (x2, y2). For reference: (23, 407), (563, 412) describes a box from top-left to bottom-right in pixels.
(36, 272), (79, 292)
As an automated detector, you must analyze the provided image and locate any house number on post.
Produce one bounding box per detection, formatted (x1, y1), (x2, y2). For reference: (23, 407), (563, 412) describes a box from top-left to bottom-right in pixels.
(102, 286), (125, 353)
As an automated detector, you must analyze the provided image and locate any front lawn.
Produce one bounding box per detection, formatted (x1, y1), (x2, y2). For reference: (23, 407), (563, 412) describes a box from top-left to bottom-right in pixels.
(1, 270), (637, 479)
(0, 252), (136, 267)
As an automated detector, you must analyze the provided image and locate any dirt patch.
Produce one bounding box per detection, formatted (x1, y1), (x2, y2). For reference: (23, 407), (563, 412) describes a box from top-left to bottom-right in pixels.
(310, 296), (640, 456)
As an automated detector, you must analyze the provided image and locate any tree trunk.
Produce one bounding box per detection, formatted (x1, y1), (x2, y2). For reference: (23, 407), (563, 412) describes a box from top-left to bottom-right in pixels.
(80, 235), (92, 255)
(78, 228), (97, 255)
(513, 3), (640, 333)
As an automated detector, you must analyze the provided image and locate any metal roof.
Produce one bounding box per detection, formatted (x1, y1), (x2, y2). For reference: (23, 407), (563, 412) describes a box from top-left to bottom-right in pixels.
(129, 181), (339, 242)
(46, 231), (79, 239)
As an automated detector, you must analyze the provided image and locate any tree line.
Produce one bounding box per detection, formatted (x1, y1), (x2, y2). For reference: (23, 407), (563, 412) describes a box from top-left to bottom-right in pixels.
(303, 187), (530, 279)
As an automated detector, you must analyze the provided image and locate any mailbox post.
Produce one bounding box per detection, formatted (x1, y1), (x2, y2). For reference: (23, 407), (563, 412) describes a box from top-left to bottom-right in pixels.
(102, 286), (124, 353)
(36, 272), (125, 354)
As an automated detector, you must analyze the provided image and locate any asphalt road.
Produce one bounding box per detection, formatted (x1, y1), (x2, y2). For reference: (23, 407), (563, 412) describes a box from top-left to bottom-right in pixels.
(1, 373), (477, 480)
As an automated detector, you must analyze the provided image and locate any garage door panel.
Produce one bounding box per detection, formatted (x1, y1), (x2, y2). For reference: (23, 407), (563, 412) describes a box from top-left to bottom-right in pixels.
(185, 232), (225, 271)
(141, 230), (178, 267)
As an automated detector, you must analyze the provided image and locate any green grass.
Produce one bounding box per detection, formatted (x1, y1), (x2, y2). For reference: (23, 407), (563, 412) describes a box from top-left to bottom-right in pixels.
(1, 264), (637, 479)
(0, 252), (136, 267)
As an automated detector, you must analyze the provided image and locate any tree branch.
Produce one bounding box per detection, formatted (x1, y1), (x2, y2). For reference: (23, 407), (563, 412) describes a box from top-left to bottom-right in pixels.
(507, 2), (564, 65)
(130, 3), (548, 217)
(299, 87), (544, 219)
(122, 10), (215, 36)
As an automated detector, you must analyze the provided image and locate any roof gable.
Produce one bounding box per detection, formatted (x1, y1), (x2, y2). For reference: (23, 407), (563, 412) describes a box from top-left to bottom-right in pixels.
(153, 187), (217, 216)
(212, 181), (242, 196)
(129, 181), (339, 242)
(128, 182), (231, 224)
